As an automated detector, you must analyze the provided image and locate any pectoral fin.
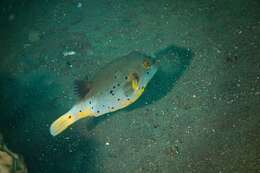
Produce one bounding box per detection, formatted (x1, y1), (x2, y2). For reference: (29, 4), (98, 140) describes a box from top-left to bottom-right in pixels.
(129, 72), (140, 91)
(123, 72), (140, 96)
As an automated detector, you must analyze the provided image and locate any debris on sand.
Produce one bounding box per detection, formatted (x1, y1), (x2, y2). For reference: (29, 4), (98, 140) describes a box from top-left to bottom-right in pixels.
(63, 50), (76, 57)
(77, 2), (82, 8)
(8, 14), (15, 21)
(0, 133), (28, 173)
(28, 30), (41, 42)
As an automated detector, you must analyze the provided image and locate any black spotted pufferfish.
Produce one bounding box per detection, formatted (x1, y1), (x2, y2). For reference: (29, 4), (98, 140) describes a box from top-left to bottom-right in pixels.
(50, 51), (159, 136)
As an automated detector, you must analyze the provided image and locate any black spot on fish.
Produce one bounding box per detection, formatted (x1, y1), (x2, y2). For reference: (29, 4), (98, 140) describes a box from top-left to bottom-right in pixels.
(102, 105), (105, 107)
(89, 101), (92, 104)
(97, 110), (100, 113)
(91, 106), (94, 110)
(114, 75), (117, 79)
(127, 98), (130, 101)
(117, 83), (120, 87)
(113, 85), (116, 89)
(146, 71), (150, 75)
(68, 115), (72, 119)
(111, 107), (114, 109)
(125, 76), (128, 80)
(117, 98), (120, 101)
(110, 90), (115, 96)
(79, 110), (82, 112)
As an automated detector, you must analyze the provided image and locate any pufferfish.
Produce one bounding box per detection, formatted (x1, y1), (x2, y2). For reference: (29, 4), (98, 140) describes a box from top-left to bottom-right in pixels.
(50, 51), (159, 136)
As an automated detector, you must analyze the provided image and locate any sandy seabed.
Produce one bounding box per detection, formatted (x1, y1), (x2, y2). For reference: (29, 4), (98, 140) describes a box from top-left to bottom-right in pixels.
(0, 0), (259, 173)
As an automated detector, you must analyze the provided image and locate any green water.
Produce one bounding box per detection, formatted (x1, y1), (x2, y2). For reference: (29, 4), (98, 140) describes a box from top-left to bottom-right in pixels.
(0, 0), (259, 172)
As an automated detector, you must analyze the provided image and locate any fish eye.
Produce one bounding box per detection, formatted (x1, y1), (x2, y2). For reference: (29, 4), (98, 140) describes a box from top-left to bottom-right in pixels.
(143, 59), (151, 69)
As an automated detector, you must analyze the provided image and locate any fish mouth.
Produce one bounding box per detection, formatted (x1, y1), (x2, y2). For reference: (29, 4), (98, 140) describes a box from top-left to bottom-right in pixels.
(150, 61), (159, 75)
(152, 59), (160, 69)
(153, 58), (160, 74)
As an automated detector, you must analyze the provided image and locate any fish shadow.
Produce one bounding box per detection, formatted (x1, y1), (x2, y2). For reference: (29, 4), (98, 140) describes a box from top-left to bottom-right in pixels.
(126, 44), (193, 110)
(87, 44), (193, 128)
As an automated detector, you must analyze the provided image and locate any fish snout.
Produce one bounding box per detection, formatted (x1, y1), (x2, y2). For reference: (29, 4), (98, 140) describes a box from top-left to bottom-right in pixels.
(153, 59), (160, 67)
(149, 58), (160, 70)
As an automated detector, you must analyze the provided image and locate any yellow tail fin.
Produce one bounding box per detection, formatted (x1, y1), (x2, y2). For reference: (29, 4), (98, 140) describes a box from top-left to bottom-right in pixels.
(50, 113), (77, 136)
(50, 107), (95, 136)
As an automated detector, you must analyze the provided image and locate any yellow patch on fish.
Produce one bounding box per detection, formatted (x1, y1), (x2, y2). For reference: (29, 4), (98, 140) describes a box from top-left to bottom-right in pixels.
(76, 108), (96, 119)
(130, 77), (139, 91)
(50, 108), (95, 136)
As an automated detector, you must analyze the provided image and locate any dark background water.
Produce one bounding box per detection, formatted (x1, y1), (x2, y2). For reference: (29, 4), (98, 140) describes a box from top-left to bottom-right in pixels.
(0, 0), (259, 173)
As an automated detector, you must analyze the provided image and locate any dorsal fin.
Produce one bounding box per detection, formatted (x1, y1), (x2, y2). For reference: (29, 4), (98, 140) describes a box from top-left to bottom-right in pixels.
(73, 79), (92, 99)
